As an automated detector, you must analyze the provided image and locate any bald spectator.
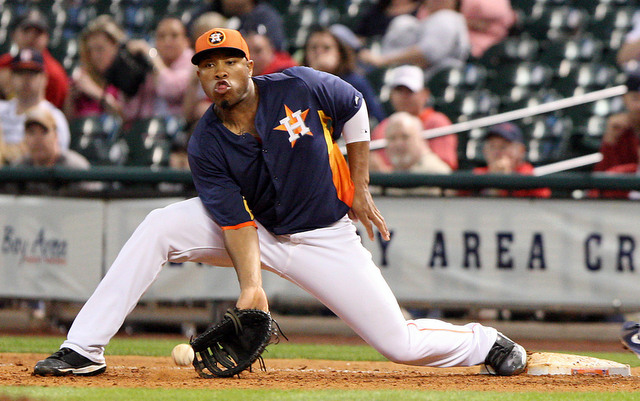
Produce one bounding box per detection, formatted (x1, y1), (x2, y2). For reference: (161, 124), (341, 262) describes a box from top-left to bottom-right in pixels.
(370, 65), (457, 172)
(0, 9), (69, 108)
(385, 112), (452, 173)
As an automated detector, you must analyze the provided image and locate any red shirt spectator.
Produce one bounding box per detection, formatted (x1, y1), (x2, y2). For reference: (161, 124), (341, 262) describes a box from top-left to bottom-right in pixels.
(469, 122), (551, 198)
(0, 10), (69, 108)
(370, 65), (458, 172)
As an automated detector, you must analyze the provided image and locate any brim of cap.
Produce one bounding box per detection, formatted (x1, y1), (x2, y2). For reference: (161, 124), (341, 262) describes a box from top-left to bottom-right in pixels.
(191, 47), (247, 65)
(11, 62), (44, 72)
(485, 132), (523, 144)
(25, 119), (51, 130)
(391, 81), (421, 92)
(18, 21), (48, 31)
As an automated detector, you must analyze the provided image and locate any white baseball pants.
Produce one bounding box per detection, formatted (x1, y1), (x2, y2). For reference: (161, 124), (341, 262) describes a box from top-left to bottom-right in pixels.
(62, 197), (497, 367)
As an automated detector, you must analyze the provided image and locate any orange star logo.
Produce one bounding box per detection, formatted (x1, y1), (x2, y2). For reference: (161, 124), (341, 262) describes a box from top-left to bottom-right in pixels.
(274, 105), (313, 147)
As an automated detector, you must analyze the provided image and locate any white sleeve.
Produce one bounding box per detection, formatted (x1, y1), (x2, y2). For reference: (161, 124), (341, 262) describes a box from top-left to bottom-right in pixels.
(342, 100), (371, 144)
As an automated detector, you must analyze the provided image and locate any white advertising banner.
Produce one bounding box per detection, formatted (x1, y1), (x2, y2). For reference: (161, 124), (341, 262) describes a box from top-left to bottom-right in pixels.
(361, 197), (640, 310)
(4, 195), (640, 311)
(0, 195), (103, 300)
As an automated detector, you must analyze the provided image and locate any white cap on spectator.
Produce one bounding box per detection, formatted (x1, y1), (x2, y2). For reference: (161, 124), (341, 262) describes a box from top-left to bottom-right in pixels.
(388, 65), (424, 93)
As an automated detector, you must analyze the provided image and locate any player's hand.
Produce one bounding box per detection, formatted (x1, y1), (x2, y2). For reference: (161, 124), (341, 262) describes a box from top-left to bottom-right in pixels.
(236, 286), (269, 312)
(349, 186), (390, 241)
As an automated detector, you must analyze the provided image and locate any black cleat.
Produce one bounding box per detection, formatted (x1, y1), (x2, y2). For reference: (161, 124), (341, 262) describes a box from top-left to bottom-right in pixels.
(620, 321), (640, 358)
(484, 333), (527, 376)
(33, 348), (106, 376)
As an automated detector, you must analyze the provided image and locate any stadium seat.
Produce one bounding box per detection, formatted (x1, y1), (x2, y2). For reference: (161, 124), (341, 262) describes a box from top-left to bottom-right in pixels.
(69, 114), (122, 166)
(589, 5), (639, 41)
(552, 62), (621, 97)
(116, 117), (180, 167)
(460, 127), (489, 167)
(499, 88), (563, 114)
(564, 95), (625, 128)
(571, 115), (608, 153)
(62, 3), (99, 36)
(478, 36), (540, 69)
(0, 27), (13, 55)
(435, 88), (500, 123)
(112, 4), (156, 38)
(485, 62), (554, 96)
(427, 64), (488, 98)
(510, 0), (537, 15)
(524, 115), (573, 164)
(539, 36), (605, 72)
(526, 6), (589, 40)
(48, 37), (79, 74)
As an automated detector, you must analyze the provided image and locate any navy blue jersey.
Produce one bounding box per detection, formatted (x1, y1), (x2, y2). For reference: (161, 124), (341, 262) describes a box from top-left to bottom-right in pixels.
(188, 66), (363, 235)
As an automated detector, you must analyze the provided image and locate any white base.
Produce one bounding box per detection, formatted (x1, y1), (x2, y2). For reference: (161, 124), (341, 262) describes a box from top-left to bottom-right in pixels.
(525, 352), (631, 376)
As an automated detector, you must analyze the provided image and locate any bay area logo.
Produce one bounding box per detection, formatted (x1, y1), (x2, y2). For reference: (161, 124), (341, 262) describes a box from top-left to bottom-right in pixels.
(2, 226), (68, 265)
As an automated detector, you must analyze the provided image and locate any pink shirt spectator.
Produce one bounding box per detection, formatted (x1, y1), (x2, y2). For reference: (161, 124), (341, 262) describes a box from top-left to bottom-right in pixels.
(71, 85), (119, 118)
(460, 0), (515, 58)
(372, 107), (458, 170)
(123, 47), (195, 122)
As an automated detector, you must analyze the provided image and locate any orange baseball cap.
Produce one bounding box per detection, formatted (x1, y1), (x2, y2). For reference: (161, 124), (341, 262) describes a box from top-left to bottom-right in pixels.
(191, 28), (250, 65)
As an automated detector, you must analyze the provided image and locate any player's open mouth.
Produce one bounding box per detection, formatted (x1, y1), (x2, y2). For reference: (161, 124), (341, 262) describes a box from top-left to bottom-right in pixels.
(215, 81), (230, 94)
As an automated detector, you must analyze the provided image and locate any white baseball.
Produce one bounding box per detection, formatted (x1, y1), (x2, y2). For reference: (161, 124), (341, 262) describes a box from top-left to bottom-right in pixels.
(171, 343), (195, 366)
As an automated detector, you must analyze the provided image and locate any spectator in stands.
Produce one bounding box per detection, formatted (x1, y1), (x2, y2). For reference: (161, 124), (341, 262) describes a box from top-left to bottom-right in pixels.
(593, 64), (640, 172)
(64, 17), (125, 119)
(71, 15), (130, 122)
(302, 25), (387, 123)
(0, 9), (69, 108)
(11, 106), (99, 194)
(217, 0), (287, 52)
(0, 49), (70, 164)
(617, 19), (640, 66)
(457, 0), (516, 59)
(119, 17), (194, 123)
(384, 111), (451, 173)
(360, 0), (469, 81)
(245, 29), (297, 76)
(189, 12), (229, 46)
(472, 122), (551, 198)
(79, 16), (194, 125)
(370, 65), (457, 172)
(353, 0), (421, 40)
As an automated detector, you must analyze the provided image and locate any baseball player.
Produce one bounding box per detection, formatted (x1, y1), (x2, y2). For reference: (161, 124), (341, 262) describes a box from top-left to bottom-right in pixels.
(34, 28), (526, 377)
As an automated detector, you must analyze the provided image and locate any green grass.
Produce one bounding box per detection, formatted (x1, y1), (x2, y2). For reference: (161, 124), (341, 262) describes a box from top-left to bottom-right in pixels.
(2, 335), (638, 366)
(0, 335), (388, 361)
(0, 387), (638, 401)
(1, 335), (639, 401)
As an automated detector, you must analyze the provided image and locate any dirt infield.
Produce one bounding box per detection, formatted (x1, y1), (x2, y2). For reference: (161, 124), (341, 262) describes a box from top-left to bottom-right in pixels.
(3, 353), (640, 392)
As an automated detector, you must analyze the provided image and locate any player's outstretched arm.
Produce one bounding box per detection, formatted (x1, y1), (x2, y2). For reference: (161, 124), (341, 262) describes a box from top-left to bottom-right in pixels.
(223, 225), (269, 312)
(346, 141), (390, 242)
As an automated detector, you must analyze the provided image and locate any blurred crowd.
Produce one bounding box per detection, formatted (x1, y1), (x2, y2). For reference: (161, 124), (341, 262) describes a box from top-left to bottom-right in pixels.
(1, 0), (640, 199)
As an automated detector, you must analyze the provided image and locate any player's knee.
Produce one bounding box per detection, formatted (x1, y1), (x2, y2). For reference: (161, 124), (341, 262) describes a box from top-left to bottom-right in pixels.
(141, 205), (185, 235)
(375, 344), (418, 365)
